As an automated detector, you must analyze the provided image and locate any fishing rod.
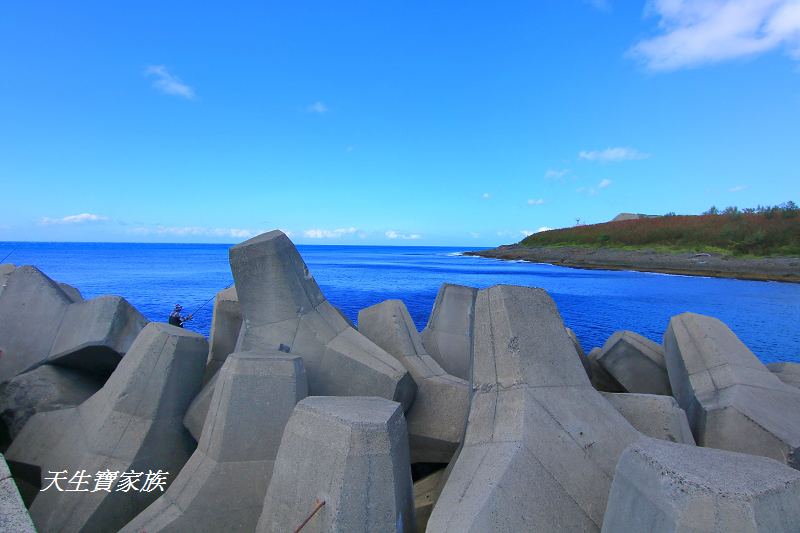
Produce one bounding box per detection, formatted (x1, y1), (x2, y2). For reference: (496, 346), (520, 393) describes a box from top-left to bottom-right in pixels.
(1, 245), (18, 264)
(188, 282), (234, 318)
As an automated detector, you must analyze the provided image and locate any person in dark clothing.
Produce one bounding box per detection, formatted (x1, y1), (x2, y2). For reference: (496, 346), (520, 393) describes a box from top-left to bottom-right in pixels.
(168, 304), (192, 328)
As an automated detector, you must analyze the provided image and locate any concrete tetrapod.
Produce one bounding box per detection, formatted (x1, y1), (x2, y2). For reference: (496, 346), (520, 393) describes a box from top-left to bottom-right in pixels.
(587, 348), (626, 393)
(0, 364), (103, 440)
(184, 231), (415, 442)
(0, 266), (148, 382)
(5, 323), (207, 533)
(1, 453), (36, 533)
(257, 396), (414, 533)
(767, 362), (800, 389)
(420, 283), (477, 381)
(664, 312), (800, 468)
(203, 286), (242, 383)
(602, 393), (695, 445)
(122, 352), (307, 533)
(602, 438), (800, 533)
(358, 299), (470, 463)
(427, 285), (642, 532)
(595, 331), (671, 395)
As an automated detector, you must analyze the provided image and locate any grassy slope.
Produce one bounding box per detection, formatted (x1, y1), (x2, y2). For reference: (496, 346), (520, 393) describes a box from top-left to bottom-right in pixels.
(519, 213), (800, 257)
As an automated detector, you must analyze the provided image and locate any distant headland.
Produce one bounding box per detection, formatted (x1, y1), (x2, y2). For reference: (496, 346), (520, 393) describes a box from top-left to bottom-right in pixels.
(467, 203), (800, 283)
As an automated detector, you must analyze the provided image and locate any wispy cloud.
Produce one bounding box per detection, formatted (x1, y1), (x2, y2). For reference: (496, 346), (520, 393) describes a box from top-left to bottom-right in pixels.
(521, 226), (554, 237)
(585, 0), (611, 11)
(579, 147), (650, 162)
(128, 226), (271, 239)
(577, 178), (613, 196)
(527, 198), (545, 206)
(41, 213), (109, 225)
(544, 168), (570, 180)
(303, 227), (357, 239)
(629, 0), (800, 71)
(385, 230), (421, 240)
(144, 65), (195, 99)
(481, 192), (491, 199)
(729, 184), (749, 192)
(306, 101), (328, 114)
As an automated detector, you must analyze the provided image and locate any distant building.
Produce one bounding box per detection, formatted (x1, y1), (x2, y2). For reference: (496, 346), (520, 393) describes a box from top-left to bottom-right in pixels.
(611, 213), (661, 222)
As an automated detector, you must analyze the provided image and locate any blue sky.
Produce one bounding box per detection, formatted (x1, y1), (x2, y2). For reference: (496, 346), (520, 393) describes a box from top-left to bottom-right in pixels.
(1, 0), (799, 246)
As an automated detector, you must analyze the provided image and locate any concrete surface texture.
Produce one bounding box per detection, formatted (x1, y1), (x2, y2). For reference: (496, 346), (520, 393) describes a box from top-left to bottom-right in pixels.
(767, 362), (800, 389)
(420, 283), (477, 381)
(0, 453), (36, 533)
(602, 392), (695, 445)
(587, 347), (626, 393)
(414, 469), (445, 533)
(0, 364), (103, 440)
(427, 285), (641, 532)
(595, 330), (672, 395)
(203, 285), (241, 383)
(566, 326), (592, 377)
(229, 230), (415, 410)
(602, 438), (800, 532)
(358, 299), (469, 464)
(5, 322), (207, 533)
(664, 312), (800, 468)
(0, 265), (148, 383)
(257, 396), (414, 533)
(121, 351), (307, 533)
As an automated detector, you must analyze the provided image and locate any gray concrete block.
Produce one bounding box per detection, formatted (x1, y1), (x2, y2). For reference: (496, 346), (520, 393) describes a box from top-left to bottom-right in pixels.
(203, 286), (241, 383)
(414, 469), (444, 533)
(48, 295), (149, 376)
(428, 285), (641, 532)
(566, 327), (592, 378)
(0, 364), (102, 440)
(602, 438), (800, 533)
(0, 266), (74, 382)
(58, 282), (83, 302)
(0, 263), (14, 299)
(6, 322), (207, 533)
(358, 299), (469, 463)
(664, 312), (800, 468)
(0, 266), (148, 383)
(257, 396), (414, 533)
(587, 347), (626, 393)
(183, 371), (218, 441)
(121, 351), (308, 533)
(229, 231), (415, 411)
(767, 362), (800, 389)
(421, 283), (477, 381)
(0, 453), (36, 532)
(602, 393), (695, 445)
(596, 331), (671, 395)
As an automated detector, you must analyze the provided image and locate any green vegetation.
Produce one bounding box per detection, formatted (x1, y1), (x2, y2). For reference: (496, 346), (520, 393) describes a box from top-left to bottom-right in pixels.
(520, 202), (800, 257)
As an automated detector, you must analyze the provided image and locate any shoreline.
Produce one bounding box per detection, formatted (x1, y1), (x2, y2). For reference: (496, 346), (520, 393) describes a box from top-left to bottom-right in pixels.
(465, 245), (800, 283)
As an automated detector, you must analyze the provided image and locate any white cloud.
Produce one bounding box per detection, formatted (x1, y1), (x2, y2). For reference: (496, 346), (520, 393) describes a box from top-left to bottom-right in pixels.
(469, 232), (481, 238)
(578, 179), (613, 196)
(630, 0), (800, 71)
(544, 168), (570, 180)
(729, 184), (748, 192)
(41, 213), (109, 225)
(144, 65), (195, 99)
(522, 226), (554, 237)
(128, 226), (270, 239)
(385, 230), (421, 240)
(303, 227), (357, 239)
(481, 192), (491, 199)
(306, 101), (328, 114)
(579, 147), (651, 162)
(527, 198), (545, 206)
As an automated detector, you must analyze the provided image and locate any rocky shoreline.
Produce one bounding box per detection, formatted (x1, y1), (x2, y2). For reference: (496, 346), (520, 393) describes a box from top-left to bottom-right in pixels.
(465, 244), (800, 283)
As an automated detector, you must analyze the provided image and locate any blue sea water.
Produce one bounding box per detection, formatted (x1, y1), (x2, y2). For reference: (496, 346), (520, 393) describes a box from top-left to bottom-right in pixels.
(2, 242), (799, 363)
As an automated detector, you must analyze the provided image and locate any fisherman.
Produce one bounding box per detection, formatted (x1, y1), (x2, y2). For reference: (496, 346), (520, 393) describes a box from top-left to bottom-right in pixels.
(168, 304), (193, 328)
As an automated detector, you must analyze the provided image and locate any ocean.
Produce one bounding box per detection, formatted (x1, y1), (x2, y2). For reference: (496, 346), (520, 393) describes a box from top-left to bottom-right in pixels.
(2, 242), (799, 363)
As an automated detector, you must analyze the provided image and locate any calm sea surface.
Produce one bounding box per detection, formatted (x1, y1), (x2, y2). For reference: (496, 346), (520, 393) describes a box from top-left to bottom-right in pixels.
(2, 242), (798, 363)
